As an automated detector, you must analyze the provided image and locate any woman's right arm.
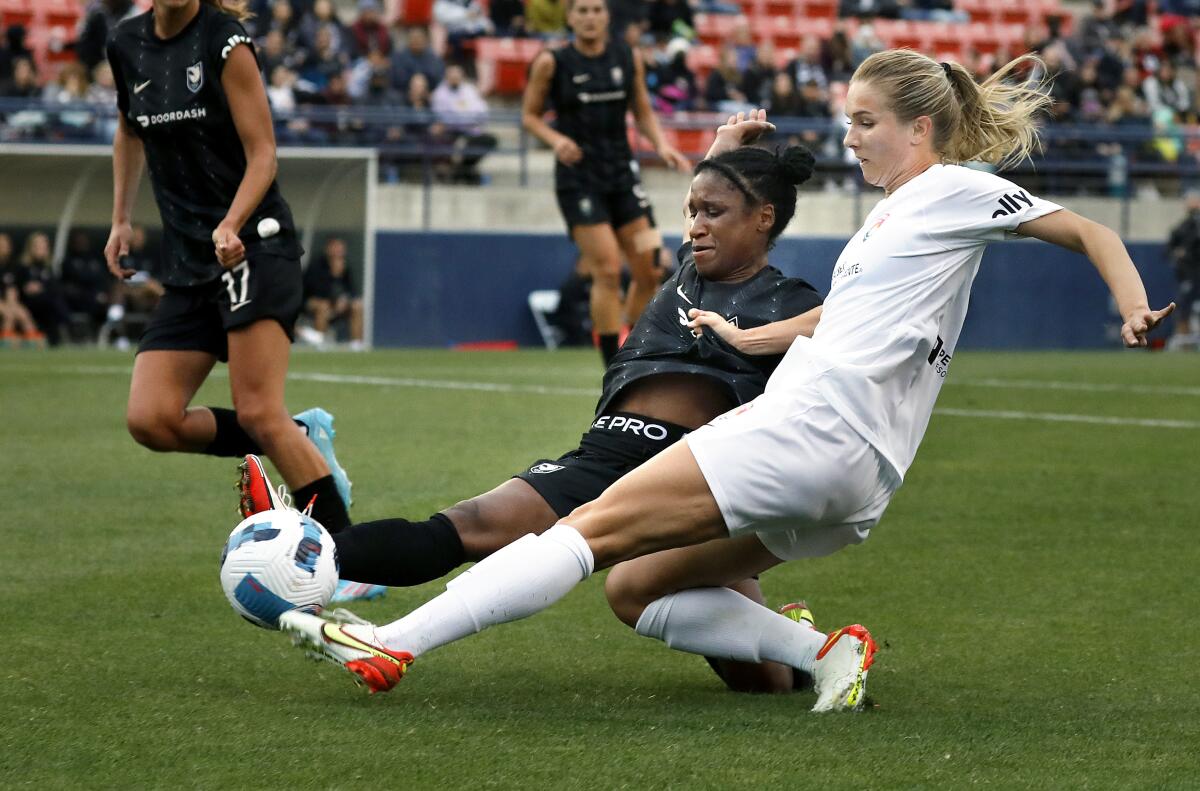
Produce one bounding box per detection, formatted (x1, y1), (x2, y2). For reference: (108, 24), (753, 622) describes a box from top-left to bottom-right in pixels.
(106, 114), (144, 279)
(521, 50), (581, 166)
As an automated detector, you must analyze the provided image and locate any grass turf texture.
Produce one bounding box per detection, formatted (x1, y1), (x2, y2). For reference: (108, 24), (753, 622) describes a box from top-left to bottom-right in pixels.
(1, 349), (1196, 789)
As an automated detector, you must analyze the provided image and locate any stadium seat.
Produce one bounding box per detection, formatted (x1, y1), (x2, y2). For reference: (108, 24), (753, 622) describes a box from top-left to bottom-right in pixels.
(527, 290), (562, 350)
(0, 0), (33, 28)
(760, 0), (803, 17)
(36, 0), (81, 29)
(955, 0), (995, 24)
(802, 0), (838, 20)
(927, 22), (969, 59)
(475, 37), (544, 96)
(399, 0), (433, 26)
(694, 13), (741, 47)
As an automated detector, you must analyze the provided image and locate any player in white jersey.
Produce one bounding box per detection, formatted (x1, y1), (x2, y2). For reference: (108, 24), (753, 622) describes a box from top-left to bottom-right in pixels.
(278, 52), (1173, 711)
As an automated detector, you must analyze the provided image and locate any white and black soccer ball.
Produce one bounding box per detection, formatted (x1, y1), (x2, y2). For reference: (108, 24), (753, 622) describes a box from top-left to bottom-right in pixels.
(219, 509), (339, 629)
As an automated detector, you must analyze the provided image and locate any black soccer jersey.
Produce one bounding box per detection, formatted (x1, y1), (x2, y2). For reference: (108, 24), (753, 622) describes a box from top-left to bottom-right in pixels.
(596, 242), (824, 417)
(548, 41), (638, 192)
(107, 4), (299, 287)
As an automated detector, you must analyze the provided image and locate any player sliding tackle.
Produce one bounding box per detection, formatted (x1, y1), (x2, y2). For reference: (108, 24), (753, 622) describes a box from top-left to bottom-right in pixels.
(272, 50), (1172, 712)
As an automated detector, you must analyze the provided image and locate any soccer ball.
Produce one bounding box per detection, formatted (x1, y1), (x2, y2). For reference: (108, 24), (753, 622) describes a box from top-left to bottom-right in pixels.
(219, 509), (339, 629)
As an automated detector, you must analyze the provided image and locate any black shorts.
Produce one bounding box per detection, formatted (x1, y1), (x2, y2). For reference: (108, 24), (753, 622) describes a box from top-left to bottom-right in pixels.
(515, 412), (690, 518)
(138, 252), (303, 362)
(556, 181), (653, 231)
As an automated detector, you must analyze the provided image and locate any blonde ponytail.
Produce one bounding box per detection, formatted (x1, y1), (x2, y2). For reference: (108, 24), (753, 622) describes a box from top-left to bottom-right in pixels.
(202, 0), (253, 22)
(852, 50), (1052, 168)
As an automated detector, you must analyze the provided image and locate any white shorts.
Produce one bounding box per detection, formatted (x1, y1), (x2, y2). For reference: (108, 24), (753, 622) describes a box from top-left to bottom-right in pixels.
(686, 386), (900, 561)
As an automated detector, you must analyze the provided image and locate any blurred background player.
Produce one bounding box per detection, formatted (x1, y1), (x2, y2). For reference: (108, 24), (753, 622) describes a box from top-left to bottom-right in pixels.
(104, 0), (353, 539)
(1165, 190), (1200, 350)
(521, 0), (690, 365)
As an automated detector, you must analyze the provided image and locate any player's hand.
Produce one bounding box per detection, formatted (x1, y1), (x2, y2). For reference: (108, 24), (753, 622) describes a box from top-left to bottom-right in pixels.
(104, 222), (136, 279)
(553, 136), (583, 166)
(714, 108), (775, 146)
(1121, 302), (1175, 347)
(657, 143), (692, 172)
(687, 308), (745, 348)
(212, 222), (245, 269)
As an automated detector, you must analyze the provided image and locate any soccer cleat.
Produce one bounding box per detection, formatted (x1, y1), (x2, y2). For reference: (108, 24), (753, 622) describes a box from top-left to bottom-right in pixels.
(279, 609), (412, 693)
(237, 454), (292, 518)
(811, 624), (877, 713)
(293, 407), (352, 509)
(330, 579), (389, 603)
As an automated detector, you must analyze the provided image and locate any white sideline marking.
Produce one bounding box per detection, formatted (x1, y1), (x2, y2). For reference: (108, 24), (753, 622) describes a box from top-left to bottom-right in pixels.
(13, 365), (1200, 429)
(949, 377), (1200, 398)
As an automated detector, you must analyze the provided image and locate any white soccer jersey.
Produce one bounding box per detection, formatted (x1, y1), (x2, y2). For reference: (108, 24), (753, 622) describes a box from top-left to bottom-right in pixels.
(766, 164), (1063, 477)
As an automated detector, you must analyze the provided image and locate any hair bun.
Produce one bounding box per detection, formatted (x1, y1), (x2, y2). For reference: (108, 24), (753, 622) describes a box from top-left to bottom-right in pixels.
(778, 146), (815, 186)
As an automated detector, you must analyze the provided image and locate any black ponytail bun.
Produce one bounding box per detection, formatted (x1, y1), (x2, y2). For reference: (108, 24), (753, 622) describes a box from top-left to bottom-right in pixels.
(777, 145), (815, 186)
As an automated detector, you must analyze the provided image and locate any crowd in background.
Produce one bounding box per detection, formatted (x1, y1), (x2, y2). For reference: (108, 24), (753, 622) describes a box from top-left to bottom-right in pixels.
(1, 0), (1200, 181)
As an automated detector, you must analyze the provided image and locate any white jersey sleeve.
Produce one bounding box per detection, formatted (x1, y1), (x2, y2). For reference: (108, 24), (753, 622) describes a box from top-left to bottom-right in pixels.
(924, 167), (1063, 247)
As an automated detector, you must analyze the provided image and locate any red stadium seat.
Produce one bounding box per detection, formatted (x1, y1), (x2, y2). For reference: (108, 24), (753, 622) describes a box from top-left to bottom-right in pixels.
(994, 0), (1033, 26)
(0, 0), (34, 28)
(955, 0), (995, 24)
(873, 19), (926, 52)
(761, 0), (803, 18)
(964, 21), (1002, 55)
(399, 0), (433, 26)
(802, 0), (838, 20)
(474, 37), (544, 96)
(752, 16), (801, 48)
(927, 21), (968, 58)
(694, 13), (741, 47)
(36, 0), (81, 29)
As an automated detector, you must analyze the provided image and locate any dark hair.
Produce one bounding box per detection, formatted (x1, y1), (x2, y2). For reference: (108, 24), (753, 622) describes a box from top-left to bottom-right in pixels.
(694, 146), (815, 243)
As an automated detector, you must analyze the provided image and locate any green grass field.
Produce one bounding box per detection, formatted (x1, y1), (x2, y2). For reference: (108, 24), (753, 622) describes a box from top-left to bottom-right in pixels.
(1, 348), (1196, 789)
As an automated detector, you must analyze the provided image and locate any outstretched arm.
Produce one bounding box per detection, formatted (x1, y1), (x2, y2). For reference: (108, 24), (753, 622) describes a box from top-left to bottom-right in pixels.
(687, 305), (822, 354)
(1017, 210), (1174, 347)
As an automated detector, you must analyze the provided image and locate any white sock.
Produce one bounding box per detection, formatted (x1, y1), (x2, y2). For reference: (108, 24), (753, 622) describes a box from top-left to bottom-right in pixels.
(635, 588), (827, 674)
(374, 524), (594, 657)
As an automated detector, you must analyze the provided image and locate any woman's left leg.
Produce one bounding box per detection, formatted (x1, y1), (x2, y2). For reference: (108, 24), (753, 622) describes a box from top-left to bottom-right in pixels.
(369, 439), (727, 658)
(227, 318), (349, 531)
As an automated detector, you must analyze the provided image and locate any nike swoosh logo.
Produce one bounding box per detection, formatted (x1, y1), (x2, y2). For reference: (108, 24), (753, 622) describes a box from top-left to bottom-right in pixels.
(322, 623), (407, 665)
(228, 300), (252, 312)
(676, 285), (692, 304)
(133, 80), (151, 94)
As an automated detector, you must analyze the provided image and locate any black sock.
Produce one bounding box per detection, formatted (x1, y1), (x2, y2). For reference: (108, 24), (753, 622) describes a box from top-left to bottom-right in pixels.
(294, 475), (351, 534)
(598, 333), (620, 365)
(332, 513), (465, 586)
(202, 407), (263, 457)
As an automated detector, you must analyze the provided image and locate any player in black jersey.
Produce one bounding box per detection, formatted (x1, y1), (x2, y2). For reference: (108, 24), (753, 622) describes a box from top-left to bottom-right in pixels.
(104, 0), (351, 535)
(251, 115), (825, 693)
(522, 0), (691, 365)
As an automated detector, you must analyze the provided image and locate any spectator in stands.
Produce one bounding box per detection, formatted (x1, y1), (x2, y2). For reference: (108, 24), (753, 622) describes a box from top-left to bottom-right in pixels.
(840, 0), (902, 20)
(348, 48), (392, 98)
(1160, 16), (1195, 68)
(61, 229), (112, 338)
(767, 72), (804, 119)
(703, 46), (751, 113)
(1143, 61), (1191, 118)
(1043, 44), (1083, 123)
(741, 41), (778, 108)
(259, 30), (297, 78)
(607, 0), (647, 43)
(1166, 191), (1200, 347)
(823, 26), (858, 83)
(435, 0), (495, 59)
(0, 232), (43, 348)
(15, 232), (69, 347)
(303, 237), (364, 349)
(1073, 0), (1118, 61)
(77, 0), (140, 71)
(729, 16), (756, 71)
(526, 0), (568, 37)
(643, 36), (698, 113)
(347, 0), (392, 57)
(788, 36), (830, 92)
(301, 0), (353, 58)
(850, 23), (884, 64)
(792, 79), (833, 150)
(264, 0), (306, 60)
(647, 0), (695, 41)
(490, 0), (527, 36)
(301, 24), (350, 90)
(1, 57), (39, 98)
(1113, 0), (1151, 28)
(431, 64), (497, 183)
(391, 27), (446, 91)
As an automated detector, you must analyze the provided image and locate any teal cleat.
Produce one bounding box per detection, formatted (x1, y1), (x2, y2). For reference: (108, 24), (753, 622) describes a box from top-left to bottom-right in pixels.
(294, 407), (352, 509)
(330, 580), (389, 603)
